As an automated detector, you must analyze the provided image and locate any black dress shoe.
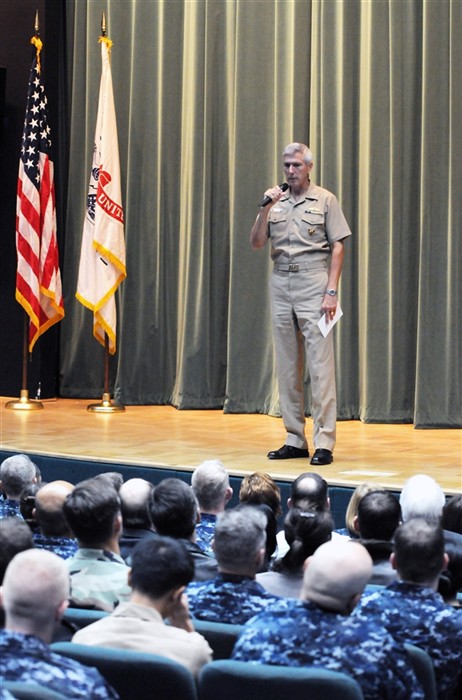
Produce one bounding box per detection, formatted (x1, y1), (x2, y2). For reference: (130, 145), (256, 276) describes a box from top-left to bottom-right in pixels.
(267, 445), (310, 460)
(310, 448), (333, 466)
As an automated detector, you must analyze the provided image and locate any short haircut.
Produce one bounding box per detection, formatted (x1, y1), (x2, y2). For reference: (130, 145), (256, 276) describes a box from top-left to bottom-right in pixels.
(213, 506), (267, 572)
(274, 507), (333, 573)
(399, 474), (445, 525)
(393, 519), (445, 583)
(94, 472), (124, 491)
(34, 482), (74, 537)
(2, 549), (69, 629)
(130, 536), (194, 598)
(283, 142), (313, 165)
(239, 472), (281, 518)
(191, 460), (230, 512)
(62, 478), (121, 546)
(149, 478), (198, 539)
(19, 482), (43, 525)
(119, 478), (154, 529)
(0, 518), (34, 584)
(438, 533), (462, 602)
(290, 472), (329, 510)
(357, 490), (401, 541)
(441, 495), (462, 535)
(0, 454), (36, 498)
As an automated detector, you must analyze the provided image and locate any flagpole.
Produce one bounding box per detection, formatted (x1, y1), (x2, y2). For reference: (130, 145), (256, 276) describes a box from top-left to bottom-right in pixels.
(87, 13), (125, 414)
(87, 333), (125, 412)
(6, 11), (45, 412)
(6, 313), (44, 410)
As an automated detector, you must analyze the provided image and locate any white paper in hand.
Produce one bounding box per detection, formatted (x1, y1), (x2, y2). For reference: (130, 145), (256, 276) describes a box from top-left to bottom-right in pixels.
(318, 303), (343, 337)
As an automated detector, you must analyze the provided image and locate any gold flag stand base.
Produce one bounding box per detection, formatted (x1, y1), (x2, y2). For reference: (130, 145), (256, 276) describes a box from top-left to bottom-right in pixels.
(87, 392), (125, 413)
(5, 389), (44, 411)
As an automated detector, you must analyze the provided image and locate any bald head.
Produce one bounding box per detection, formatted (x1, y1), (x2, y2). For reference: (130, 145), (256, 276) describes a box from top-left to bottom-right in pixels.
(35, 480), (75, 537)
(301, 540), (372, 614)
(119, 478), (154, 529)
(2, 549), (70, 641)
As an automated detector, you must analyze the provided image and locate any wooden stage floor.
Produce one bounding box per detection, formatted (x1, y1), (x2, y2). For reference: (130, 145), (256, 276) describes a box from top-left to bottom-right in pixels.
(1, 397), (461, 494)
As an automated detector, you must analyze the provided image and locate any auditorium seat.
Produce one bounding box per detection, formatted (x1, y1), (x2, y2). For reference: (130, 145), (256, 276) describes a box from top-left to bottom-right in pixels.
(50, 642), (198, 700)
(2, 682), (69, 699)
(404, 643), (437, 700)
(192, 619), (243, 659)
(198, 660), (364, 700)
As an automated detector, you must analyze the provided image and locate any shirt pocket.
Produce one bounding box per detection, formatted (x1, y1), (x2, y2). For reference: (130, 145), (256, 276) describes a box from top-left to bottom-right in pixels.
(268, 211), (288, 228)
(301, 210), (325, 240)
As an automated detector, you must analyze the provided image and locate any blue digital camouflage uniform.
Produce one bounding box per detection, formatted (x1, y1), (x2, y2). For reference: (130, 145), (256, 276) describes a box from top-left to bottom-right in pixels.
(355, 581), (462, 699)
(0, 499), (22, 519)
(0, 630), (118, 699)
(33, 533), (78, 560)
(195, 513), (217, 556)
(67, 548), (131, 610)
(232, 599), (424, 700)
(187, 573), (285, 624)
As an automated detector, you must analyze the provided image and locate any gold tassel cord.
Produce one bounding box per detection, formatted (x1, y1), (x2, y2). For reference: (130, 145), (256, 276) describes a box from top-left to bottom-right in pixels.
(31, 35), (43, 73)
(98, 35), (113, 58)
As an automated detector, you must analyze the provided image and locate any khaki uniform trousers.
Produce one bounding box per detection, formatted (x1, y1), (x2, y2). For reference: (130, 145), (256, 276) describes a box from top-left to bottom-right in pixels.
(270, 261), (336, 452)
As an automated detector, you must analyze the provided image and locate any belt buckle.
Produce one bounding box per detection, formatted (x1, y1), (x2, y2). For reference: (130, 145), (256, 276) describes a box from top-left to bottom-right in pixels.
(289, 263), (299, 272)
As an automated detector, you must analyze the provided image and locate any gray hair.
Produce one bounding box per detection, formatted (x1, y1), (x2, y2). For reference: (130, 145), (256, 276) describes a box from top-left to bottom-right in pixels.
(399, 474), (445, 525)
(2, 549), (70, 631)
(0, 454), (36, 498)
(213, 506), (266, 572)
(283, 142), (313, 165)
(191, 460), (230, 512)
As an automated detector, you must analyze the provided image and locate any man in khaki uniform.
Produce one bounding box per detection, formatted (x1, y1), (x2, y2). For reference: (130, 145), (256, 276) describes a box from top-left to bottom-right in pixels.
(250, 142), (351, 466)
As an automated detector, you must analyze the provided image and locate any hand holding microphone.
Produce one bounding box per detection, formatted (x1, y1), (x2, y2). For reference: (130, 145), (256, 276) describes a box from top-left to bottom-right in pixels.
(259, 182), (289, 208)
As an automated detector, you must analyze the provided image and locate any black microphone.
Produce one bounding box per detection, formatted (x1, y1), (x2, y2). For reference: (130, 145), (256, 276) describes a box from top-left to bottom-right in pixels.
(259, 182), (289, 207)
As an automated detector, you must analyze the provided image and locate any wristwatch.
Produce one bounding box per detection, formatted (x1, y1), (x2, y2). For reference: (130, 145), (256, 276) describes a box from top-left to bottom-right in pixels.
(326, 289), (337, 296)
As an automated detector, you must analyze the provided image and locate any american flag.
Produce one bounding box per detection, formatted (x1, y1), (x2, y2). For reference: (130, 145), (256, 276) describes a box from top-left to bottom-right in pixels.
(15, 38), (64, 352)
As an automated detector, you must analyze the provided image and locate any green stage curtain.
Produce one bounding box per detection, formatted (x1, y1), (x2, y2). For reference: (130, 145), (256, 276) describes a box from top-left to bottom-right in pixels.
(59, 0), (461, 428)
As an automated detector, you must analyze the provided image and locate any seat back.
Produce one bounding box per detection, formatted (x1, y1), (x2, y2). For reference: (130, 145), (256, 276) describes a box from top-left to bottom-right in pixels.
(50, 642), (198, 700)
(404, 643), (437, 700)
(198, 660), (364, 700)
(2, 681), (69, 699)
(62, 608), (109, 628)
(192, 619), (243, 659)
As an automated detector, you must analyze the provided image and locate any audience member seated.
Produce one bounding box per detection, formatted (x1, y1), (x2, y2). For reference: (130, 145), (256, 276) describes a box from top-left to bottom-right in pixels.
(232, 539), (424, 700)
(191, 460), (233, 556)
(0, 549), (118, 699)
(275, 472), (337, 557)
(63, 478), (131, 610)
(33, 480), (78, 560)
(118, 478), (157, 561)
(19, 482), (44, 534)
(0, 518), (34, 626)
(441, 495), (462, 535)
(239, 472), (282, 519)
(0, 454), (37, 519)
(437, 536), (462, 607)
(187, 506), (285, 624)
(0, 518), (34, 586)
(356, 518), (462, 699)
(335, 481), (383, 538)
(239, 473), (281, 566)
(72, 536), (212, 677)
(399, 474), (445, 524)
(354, 490), (400, 585)
(94, 471), (124, 491)
(149, 477), (218, 581)
(257, 508), (333, 598)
